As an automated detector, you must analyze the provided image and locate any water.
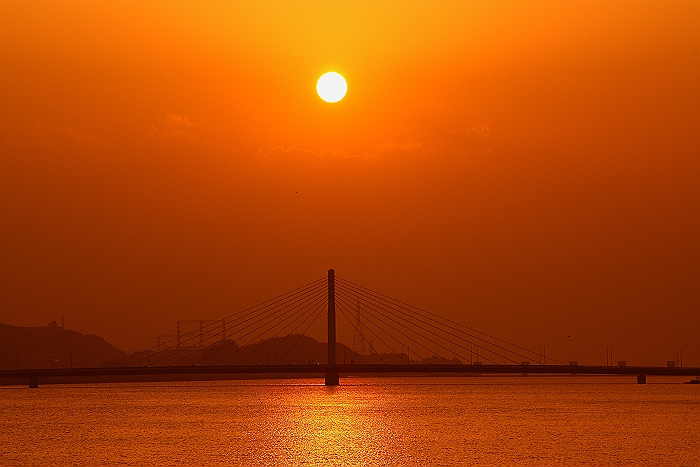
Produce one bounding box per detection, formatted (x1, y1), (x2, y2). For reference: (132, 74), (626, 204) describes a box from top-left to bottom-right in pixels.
(2, 376), (698, 466)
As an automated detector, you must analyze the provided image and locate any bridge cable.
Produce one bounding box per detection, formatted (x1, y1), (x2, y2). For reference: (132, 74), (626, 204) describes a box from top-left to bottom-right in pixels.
(192, 292), (324, 367)
(338, 277), (563, 364)
(168, 285), (326, 367)
(336, 293), (427, 364)
(337, 276), (561, 363)
(141, 283), (325, 367)
(336, 290), (458, 365)
(231, 293), (327, 366)
(337, 285), (471, 363)
(334, 299), (390, 362)
(253, 297), (328, 365)
(335, 300), (388, 365)
(142, 283), (325, 367)
(338, 283), (512, 364)
(130, 280), (326, 366)
(337, 278), (529, 363)
(277, 302), (328, 365)
(158, 278), (326, 357)
(109, 276), (326, 366)
(221, 285), (327, 364)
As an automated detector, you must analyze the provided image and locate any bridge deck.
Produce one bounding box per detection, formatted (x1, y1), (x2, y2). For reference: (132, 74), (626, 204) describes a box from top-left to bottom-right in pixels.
(1, 364), (698, 381)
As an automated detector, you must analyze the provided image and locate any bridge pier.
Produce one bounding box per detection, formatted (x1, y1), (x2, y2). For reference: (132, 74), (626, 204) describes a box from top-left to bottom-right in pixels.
(637, 374), (646, 384)
(28, 375), (39, 388)
(325, 371), (339, 386)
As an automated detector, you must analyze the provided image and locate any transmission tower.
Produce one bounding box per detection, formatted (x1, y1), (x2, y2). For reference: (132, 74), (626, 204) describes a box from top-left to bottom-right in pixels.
(352, 300), (366, 355)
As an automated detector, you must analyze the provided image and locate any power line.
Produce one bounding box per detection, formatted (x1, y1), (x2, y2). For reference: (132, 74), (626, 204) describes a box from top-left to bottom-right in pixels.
(336, 291), (466, 364)
(337, 282), (526, 364)
(110, 277), (326, 366)
(337, 277), (564, 364)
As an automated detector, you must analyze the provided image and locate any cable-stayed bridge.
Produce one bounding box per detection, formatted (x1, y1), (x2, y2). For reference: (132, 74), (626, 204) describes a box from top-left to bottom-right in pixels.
(2, 270), (698, 387)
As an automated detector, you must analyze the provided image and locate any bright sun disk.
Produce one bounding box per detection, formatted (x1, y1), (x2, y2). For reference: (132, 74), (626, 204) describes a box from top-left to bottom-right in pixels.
(316, 72), (347, 103)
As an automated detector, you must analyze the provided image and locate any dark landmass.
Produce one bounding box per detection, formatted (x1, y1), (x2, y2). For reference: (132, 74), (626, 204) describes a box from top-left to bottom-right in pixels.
(0, 322), (126, 370)
(114, 334), (460, 367)
(1, 324), (463, 385)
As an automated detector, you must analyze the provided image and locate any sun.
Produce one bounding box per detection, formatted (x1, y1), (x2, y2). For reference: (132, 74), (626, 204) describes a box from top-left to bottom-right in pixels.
(316, 72), (347, 103)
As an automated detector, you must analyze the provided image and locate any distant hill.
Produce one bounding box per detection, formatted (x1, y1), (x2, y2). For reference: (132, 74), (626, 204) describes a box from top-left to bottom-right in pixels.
(0, 322), (126, 369)
(116, 334), (455, 367)
(216, 335), (459, 366)
(0, 321), (456, 371)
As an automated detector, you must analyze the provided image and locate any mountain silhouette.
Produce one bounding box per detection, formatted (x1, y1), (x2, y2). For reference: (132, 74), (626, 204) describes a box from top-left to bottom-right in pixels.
(0, 322), (126, 370)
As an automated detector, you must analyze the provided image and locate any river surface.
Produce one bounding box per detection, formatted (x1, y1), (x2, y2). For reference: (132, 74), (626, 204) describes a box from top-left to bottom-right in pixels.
(2, 376), (698, 466)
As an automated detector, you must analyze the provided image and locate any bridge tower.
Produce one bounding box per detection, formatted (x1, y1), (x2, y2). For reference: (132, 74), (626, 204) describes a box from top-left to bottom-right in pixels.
(325, 269), (339, 385)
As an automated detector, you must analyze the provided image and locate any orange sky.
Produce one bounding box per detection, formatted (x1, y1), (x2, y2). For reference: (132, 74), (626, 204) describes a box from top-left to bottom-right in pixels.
(1, 1), (698, 365)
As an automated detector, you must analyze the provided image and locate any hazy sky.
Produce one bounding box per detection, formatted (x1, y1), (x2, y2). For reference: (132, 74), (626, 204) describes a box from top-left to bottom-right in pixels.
(1, 1), (697, 365)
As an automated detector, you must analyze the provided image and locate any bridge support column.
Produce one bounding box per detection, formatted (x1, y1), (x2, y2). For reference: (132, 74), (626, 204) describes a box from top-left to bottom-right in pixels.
(28, 375), (38, 388)
(326, 269), (339, 386)
(637, 374), (646, 384)
(325, 371), (339, 386)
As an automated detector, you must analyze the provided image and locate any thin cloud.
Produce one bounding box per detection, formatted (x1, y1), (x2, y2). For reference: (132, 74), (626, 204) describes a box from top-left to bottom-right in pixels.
(147, 126), (199, 141)
(372, 141), (427, 158)
(38, 124), (102, 147)
(161, 114), (201, 127)
(254, 146), (324, 169)
(268, 145), (320, 159)
(148, 114), (203, 141)
(446, 122), (493, 139)
(256, 142), (432, 166)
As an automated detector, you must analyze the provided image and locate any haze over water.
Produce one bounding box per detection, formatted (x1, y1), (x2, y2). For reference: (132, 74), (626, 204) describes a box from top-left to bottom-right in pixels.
(1, 2), (698, 465)
(1, 2), (697, 365)
(2, 377), (698, 466)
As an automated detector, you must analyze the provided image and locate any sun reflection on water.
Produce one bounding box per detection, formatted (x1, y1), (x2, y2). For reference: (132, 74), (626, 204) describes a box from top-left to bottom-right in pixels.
(3, 377), (697, 466)
(270, 383), (410, 466)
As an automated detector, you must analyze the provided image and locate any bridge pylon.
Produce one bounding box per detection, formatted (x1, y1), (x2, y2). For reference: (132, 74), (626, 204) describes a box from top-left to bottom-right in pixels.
(325, 269), (339, 386)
